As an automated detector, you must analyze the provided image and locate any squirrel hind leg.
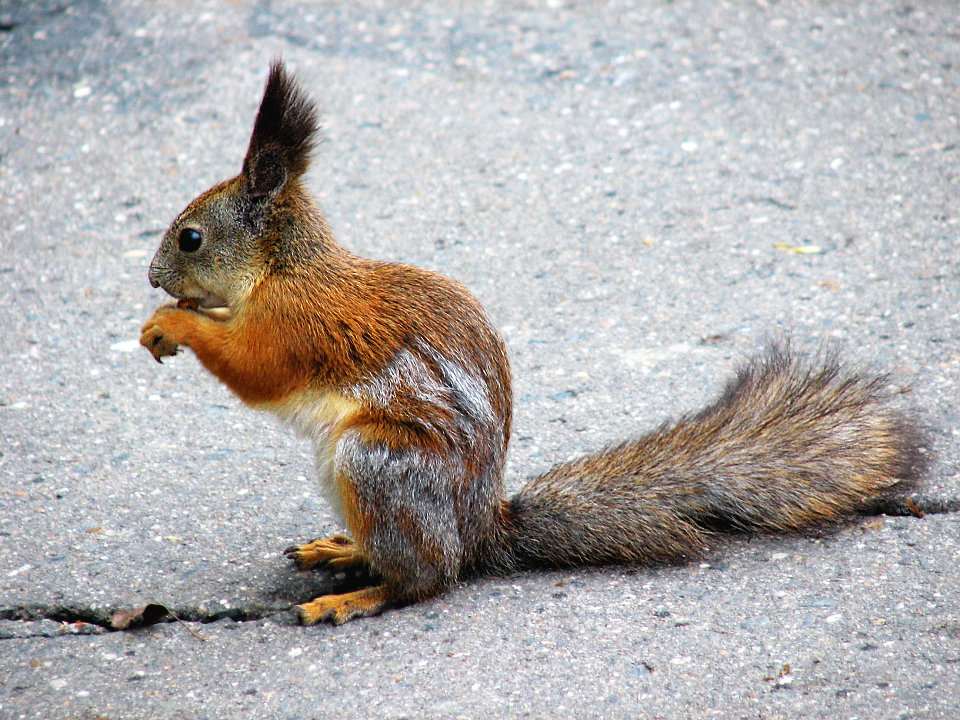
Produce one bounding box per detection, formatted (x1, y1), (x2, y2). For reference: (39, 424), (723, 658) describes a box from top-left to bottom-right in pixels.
(283, 533), (367, 572)
(295, 584), (396, 626)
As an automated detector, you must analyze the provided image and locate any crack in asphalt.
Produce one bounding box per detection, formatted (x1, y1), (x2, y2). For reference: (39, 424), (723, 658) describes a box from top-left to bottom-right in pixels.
(0, 603), (290, 638)
(2, 496), (955, 639)
(868, 496), (960, 517)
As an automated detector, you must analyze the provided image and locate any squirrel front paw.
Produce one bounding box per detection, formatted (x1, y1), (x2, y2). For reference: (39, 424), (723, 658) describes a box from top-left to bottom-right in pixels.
(140, 305), (185, 363)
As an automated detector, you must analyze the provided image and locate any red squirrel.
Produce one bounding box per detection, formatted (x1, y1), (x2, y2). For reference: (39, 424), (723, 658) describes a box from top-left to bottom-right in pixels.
(141, 61), (922, 625)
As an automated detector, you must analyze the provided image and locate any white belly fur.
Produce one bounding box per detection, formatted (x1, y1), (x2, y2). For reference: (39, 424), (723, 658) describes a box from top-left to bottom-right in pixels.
(256, 389), (363, 527)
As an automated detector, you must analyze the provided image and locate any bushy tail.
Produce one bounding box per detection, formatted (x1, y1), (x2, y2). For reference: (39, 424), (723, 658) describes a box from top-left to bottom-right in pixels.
(500, 345), (924, 570)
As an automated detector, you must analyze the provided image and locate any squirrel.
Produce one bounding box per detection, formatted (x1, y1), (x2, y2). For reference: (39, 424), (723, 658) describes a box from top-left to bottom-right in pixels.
(140, 61), (923, 625)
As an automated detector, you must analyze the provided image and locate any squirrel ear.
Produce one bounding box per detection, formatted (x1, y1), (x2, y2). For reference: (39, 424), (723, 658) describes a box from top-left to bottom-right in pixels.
(242, 59), (319, 200)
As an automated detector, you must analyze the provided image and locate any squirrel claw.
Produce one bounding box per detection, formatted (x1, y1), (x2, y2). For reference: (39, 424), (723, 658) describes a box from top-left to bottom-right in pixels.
(144, 335), (178, 363)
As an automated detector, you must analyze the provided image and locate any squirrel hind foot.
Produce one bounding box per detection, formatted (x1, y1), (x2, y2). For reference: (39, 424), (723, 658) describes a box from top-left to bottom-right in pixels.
(294, 585), (394, 625)
(283, 534), (364, 572)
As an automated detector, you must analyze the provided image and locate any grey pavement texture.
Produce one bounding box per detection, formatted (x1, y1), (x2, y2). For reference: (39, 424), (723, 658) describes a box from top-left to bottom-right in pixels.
(1, 0), (958, 718)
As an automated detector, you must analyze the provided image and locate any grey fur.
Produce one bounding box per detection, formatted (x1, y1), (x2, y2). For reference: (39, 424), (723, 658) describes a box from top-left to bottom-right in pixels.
(502, 345), (922, 571)
(337, 431), (464, 594)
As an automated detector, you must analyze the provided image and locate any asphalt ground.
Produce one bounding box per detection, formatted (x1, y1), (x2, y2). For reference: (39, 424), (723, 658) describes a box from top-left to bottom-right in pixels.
(1, 1), (958, 718)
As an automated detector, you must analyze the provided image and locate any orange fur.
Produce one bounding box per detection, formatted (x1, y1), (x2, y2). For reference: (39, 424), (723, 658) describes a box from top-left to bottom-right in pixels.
(141, 303), (312, 405)
(333, 469), (372, 548)
(294, 585), (394, 626)
(284, 534), (365, 572)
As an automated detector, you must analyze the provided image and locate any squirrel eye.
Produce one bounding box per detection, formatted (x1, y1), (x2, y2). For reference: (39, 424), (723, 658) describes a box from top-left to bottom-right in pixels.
(178, 228), (202, 253)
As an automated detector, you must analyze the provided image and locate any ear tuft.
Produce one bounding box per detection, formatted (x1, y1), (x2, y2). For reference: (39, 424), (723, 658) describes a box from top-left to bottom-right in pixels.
(243, 59), (319, 199)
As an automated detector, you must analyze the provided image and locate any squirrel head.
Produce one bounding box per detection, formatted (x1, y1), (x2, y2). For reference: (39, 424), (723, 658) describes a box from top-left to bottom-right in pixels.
(148, 60), (321, 310)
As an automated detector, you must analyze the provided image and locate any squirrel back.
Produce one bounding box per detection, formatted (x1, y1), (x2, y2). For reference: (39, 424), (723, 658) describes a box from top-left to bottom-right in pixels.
(141, 61), (923, 624)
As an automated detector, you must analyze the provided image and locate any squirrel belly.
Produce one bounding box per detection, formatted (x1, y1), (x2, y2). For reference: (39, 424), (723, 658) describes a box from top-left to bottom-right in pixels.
(257, 389), (365, 529)
(141, 60), (924, 624)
